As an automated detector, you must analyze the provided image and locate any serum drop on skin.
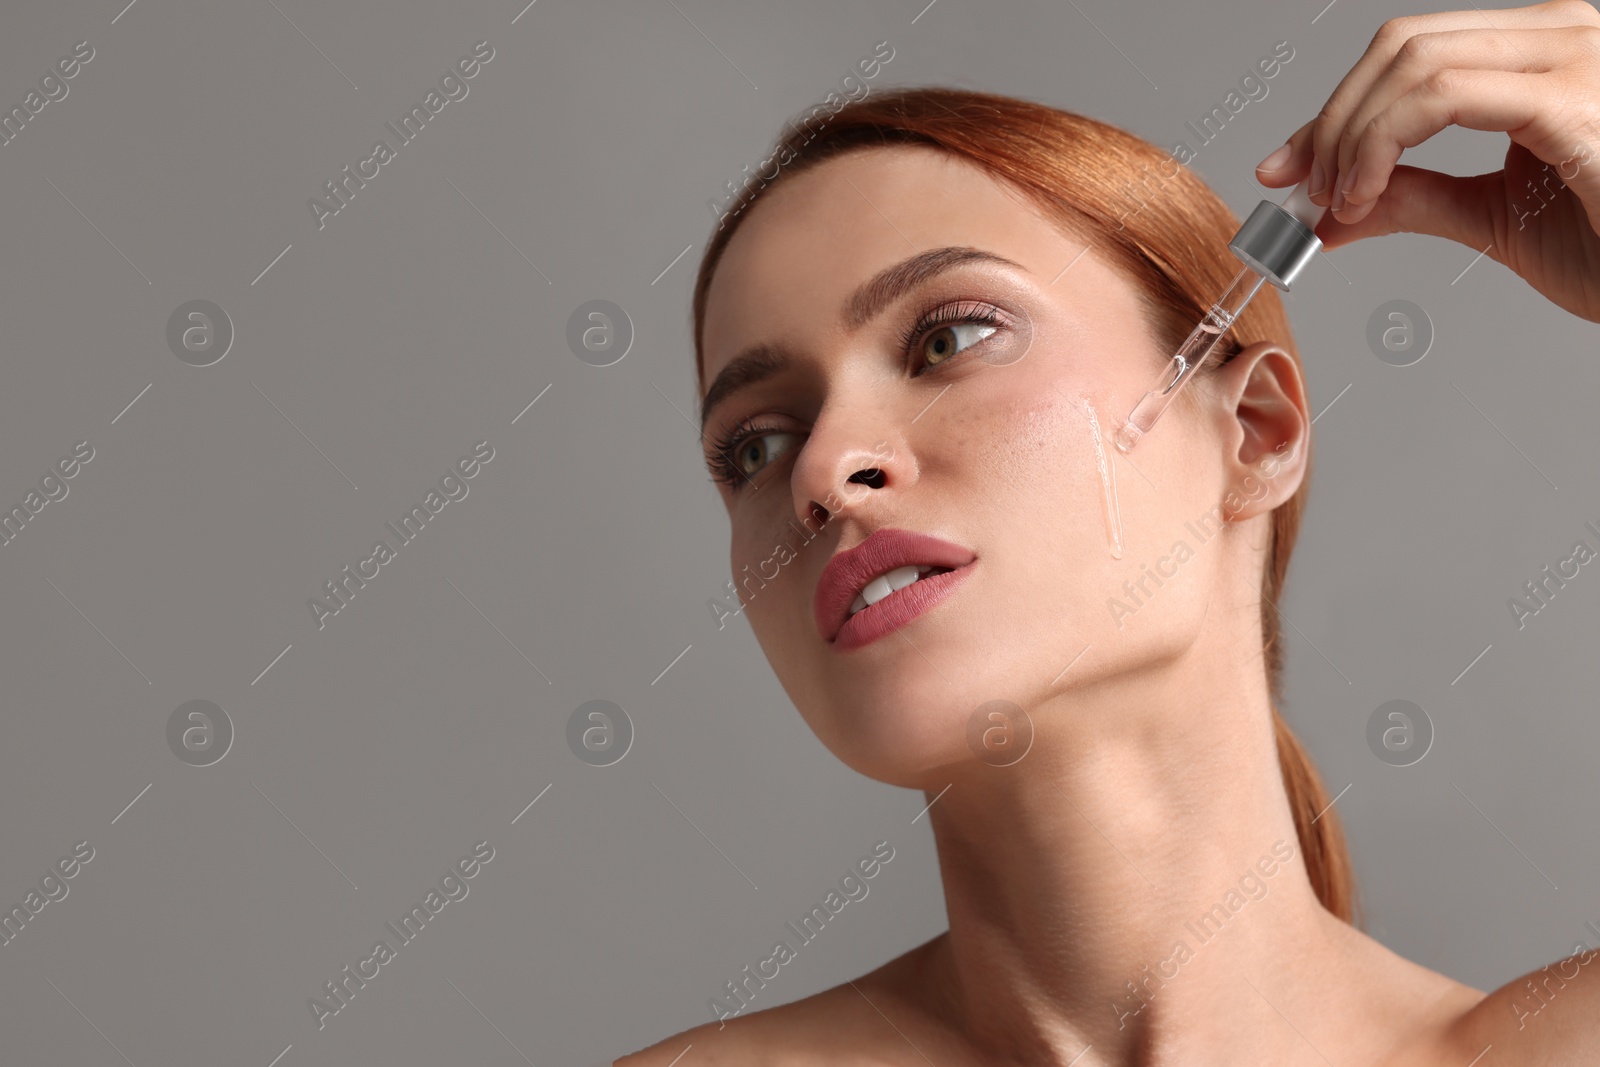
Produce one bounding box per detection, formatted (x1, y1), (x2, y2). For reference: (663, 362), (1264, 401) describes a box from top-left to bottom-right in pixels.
(1081, 397), (1124, 560)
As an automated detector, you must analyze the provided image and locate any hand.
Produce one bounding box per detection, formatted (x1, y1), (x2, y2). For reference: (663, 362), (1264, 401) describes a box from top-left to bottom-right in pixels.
(1255, 0), (1600, 323)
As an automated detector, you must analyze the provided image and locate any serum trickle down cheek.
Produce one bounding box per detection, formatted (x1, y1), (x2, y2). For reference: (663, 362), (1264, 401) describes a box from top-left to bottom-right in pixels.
(1080, 397), (1124, 559)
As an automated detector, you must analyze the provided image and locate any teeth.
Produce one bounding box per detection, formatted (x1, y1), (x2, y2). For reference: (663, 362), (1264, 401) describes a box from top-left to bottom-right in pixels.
(847, 565), (936, 618)
(887, 566), (923, 592)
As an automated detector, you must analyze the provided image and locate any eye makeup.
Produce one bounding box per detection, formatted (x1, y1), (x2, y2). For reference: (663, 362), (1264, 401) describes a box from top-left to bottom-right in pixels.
(703, 279), (1032, 492)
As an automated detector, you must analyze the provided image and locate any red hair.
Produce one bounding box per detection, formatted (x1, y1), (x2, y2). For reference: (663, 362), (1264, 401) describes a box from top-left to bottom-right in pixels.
(689, 85), (1358, 926)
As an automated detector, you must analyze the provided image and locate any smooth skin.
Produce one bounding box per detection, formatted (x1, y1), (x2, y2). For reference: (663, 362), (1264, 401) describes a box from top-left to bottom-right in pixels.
(620, 4), (1600, 1064)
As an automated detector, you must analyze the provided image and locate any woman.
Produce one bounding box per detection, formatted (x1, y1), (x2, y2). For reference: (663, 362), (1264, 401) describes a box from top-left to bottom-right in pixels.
(623, 3), (1600, 1062)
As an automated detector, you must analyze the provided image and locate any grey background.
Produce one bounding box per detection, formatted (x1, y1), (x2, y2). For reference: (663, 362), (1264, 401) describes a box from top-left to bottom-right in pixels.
(0, 0), (1596, 1064)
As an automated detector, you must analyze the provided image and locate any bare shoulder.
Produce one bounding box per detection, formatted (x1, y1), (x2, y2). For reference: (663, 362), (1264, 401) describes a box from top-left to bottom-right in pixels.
(1442, 949), (1600, 1065)
(614, 938), (949, 1067)
(611, 991), (877, 1067)
(611, 1010), (804, 1067)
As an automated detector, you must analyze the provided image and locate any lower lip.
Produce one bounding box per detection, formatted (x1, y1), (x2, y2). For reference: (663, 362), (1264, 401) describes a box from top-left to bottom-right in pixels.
(831, 562), (977, 651)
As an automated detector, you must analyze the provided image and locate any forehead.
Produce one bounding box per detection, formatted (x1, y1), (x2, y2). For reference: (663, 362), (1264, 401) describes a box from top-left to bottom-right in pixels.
(699, 144), (1124, 389)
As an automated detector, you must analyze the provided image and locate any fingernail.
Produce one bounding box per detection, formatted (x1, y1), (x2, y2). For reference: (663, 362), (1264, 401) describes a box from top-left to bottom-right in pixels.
(1330, 181), (1344, 212)
(1257, 142), (1292, 173)
(1340, 160), (1361, 196)
(1309, 157), (1327, 197)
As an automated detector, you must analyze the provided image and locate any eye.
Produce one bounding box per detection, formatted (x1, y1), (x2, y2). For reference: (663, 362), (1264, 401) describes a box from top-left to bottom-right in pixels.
(900, 300), (1008, 373)
(705, 417), (802, 491)
(920, 321), (998, 368)
(706, 300), (1011, 493)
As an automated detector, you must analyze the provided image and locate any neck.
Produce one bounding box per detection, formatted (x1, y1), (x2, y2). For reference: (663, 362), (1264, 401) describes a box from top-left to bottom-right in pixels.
(916, 612), (1363, 1064)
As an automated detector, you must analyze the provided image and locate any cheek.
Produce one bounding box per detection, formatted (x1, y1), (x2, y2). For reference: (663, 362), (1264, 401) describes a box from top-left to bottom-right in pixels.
(727, 508), (822, 634)
(974, 389), (1116, 551)
(974, 388), (1217, 634)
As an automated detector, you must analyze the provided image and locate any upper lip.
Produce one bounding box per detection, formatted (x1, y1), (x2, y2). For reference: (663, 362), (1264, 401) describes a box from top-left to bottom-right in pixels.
(813, 527), (977, 642)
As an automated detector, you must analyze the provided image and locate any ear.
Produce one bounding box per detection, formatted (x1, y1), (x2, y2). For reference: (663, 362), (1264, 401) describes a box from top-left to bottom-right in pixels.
(1207, 340), (1310, 522)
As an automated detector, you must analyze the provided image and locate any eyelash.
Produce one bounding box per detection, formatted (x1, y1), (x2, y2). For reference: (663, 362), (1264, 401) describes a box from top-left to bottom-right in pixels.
(704, 299), (1009, 491)
(894, 298), (1006, 361)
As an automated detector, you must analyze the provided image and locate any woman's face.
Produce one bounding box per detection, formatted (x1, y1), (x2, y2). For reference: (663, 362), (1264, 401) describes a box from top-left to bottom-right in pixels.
(699, 145), (1290, 788)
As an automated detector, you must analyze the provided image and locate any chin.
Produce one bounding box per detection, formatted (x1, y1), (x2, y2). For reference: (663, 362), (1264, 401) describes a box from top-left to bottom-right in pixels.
(822, 729), (972, 790)
(785, 667), (992, 785)
(755, 595), (1054, 780)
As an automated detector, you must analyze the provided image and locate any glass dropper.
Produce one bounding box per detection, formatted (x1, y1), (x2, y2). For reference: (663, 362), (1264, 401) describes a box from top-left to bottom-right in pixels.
(1113, 175), (1328, 453)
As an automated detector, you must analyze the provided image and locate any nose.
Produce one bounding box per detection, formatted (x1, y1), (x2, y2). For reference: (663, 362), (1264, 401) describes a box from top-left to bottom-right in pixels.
(788, 408), (907, 531)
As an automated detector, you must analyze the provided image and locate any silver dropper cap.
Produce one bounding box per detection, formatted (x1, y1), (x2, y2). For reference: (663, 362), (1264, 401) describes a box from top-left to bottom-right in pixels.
(1227, 176), (1326, 290)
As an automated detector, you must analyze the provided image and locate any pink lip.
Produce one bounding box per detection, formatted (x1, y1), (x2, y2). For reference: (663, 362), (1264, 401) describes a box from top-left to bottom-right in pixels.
(814, 527), (978, 648)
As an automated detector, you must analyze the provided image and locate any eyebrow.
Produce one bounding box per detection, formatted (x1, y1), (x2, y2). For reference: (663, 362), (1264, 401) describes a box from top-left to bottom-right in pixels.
(699, 245), (1027, 432)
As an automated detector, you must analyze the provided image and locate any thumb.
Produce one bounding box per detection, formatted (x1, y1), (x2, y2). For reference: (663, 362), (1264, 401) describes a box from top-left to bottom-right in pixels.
(1315, 164), (1499, 254)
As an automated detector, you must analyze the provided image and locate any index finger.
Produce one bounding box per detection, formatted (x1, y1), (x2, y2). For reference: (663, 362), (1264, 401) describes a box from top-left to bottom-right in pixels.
(1275, 2), (1595, 201)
